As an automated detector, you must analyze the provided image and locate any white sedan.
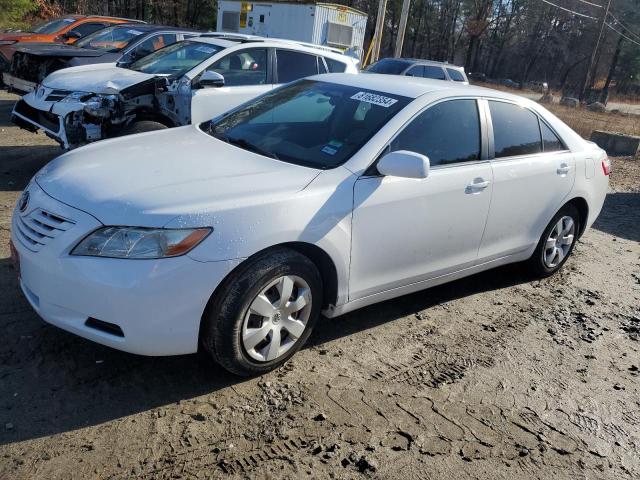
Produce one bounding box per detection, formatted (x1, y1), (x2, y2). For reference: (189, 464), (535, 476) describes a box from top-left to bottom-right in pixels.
(11, 74), (610, 375)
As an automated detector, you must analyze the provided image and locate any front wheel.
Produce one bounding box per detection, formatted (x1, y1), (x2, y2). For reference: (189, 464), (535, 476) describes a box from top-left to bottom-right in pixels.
(527, 204), (580, 277)
(201, 248), (323, 376)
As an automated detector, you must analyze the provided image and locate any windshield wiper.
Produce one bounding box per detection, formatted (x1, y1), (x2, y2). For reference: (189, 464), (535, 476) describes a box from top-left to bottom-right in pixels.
(214, 133), (279, 160)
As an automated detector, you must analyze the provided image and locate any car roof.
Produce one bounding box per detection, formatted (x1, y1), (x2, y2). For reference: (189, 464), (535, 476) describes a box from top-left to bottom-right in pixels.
(105, 24), (195, 32)
(309, 73), (527, 101)
(374, 57), (465, 71)
(190, 36), (355, 61)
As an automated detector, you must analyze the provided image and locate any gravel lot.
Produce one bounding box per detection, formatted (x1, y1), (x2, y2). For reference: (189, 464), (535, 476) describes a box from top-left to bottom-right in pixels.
(0, 90), (639, 480)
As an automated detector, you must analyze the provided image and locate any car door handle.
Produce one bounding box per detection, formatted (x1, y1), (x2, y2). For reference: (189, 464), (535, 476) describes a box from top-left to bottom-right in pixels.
(465, 178), (490, 193)
(557, 163), (571, 175)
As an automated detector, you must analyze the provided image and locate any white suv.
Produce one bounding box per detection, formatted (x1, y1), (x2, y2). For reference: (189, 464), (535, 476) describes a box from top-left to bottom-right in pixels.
(11, 35), (358, 149)
(11, 75), (609, 376)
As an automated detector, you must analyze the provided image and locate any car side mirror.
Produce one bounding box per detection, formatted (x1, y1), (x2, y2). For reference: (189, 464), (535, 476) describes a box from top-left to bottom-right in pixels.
(377, 150), (430, 179)
(196, 70), (225, 88)
(63, 30), (82, 40)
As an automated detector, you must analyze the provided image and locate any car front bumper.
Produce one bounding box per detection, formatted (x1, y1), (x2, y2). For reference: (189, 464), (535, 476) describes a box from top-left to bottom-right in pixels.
(2, 72), (35, 93)
(11, 181), (240, 356)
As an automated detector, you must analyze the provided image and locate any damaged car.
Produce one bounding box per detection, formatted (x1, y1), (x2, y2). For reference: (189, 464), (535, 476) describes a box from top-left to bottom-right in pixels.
(4, 24), (200, 93)
(11, 35), (359, 149)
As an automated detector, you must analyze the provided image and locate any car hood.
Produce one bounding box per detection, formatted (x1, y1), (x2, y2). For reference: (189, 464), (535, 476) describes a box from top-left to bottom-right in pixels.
(35, 125), (321, 227)
(0, 32), (34, 41)
(42, 63), (155, 93)
(16, 43), (109, 58)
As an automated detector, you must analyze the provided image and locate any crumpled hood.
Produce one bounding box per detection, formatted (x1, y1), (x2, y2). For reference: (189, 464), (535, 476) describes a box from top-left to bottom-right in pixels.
(42, 63), (155, 93)
(35, 125), (321, 227)
(16, 42), (108, 58)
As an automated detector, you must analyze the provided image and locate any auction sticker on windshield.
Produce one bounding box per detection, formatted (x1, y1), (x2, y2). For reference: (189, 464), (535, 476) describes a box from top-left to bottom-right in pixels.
(350, 91), (398, 108)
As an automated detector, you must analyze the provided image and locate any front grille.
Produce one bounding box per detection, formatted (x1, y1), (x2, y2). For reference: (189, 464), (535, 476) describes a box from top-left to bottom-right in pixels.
(15, 208), (75, 252)
(45, 89), (71, 102)
(14, 99), (60, 133)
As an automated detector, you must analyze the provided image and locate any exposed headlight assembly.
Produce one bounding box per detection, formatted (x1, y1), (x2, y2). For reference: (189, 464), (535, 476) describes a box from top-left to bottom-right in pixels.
(72, 227), (212, 259)
(83, 94), (119, 118)
(60, 91), (92, 103)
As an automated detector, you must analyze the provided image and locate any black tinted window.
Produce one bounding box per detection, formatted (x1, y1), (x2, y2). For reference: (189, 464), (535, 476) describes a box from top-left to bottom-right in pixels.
(365, 58), (411, 74)
(489, 101), (542, 158)
(390, 99), (481, 166)
(422, 65), (446, 80)
(325, 57), (347, 73)
(72, 23), (106, 37)
(276, 50), (319, 83)
(405, 66), (423, 77)
(209, 48), (268, 86)
(541, 121), (564, 152)
(447, 68), (466, 82)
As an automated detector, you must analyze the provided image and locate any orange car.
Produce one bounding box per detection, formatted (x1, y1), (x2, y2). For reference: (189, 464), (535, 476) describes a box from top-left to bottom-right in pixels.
(0, 15), (144, 73)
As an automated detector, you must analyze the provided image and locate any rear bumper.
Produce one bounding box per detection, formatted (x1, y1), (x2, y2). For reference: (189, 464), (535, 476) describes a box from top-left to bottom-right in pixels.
(2, 72), (35, 94)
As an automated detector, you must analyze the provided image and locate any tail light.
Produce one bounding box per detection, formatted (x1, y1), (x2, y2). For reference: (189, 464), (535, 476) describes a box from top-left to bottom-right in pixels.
(601, 156), (611, 176)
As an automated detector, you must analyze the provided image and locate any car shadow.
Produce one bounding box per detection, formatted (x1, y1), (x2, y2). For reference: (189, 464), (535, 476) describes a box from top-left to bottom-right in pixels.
(592, 191), (640, 242)
(0, 145), (61, 191)
(0, 251), (534, 446)
(0, 98), (17, 127)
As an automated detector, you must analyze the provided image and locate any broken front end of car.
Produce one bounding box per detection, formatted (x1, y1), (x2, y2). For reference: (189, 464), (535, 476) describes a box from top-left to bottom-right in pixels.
(11, 77), (178, 149)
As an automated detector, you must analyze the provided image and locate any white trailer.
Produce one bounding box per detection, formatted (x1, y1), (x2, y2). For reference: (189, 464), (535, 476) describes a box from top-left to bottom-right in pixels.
(216, 1), (367, 59)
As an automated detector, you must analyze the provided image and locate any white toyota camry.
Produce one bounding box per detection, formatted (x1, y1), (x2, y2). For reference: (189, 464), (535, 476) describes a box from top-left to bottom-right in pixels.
(11, 74), (610, 375)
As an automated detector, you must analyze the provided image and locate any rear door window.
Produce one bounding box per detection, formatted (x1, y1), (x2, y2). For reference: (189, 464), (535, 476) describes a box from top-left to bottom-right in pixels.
(446, 68), (466, 82)
(208, 48), (268, 86)
(422, 65), (446, 80)
(390, 99), (481, 167)
(405, 65), (423, 77)
(489, 101), (542, 158)
(541, 121), (565, 152)
(276, 50), (319, 83)
(324, 57), (347, 73)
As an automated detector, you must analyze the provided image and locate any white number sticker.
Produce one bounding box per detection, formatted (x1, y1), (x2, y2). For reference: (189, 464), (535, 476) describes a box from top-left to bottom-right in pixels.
(350, 91), (398, 108)
(127, 29), (144, 35)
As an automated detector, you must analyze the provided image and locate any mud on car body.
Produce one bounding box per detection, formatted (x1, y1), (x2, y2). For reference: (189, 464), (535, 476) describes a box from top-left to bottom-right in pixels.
(10, 36), (359, 149)
(4, 24), (199, 94)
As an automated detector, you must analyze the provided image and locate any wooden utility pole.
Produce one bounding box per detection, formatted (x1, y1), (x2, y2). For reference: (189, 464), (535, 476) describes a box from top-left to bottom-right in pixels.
(394, 0), (411, 57)
(580, 0), (612, 100)
(371, 0), (388, 63)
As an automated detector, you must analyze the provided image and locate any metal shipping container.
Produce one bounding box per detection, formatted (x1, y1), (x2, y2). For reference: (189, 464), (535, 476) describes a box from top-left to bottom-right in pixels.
(216, 1), (367, 59)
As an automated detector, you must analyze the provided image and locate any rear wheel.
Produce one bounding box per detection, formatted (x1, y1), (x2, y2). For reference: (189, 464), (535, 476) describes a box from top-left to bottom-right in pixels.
(120, 120), (168, 136)
(527, 204), (580, 277)
(201, 248), (322, 376)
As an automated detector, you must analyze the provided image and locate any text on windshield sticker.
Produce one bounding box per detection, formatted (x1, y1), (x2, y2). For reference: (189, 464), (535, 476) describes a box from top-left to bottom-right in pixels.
(196, 46), (215, 54)
(350, 91), (398, 108)
(127, 29), (144, 35)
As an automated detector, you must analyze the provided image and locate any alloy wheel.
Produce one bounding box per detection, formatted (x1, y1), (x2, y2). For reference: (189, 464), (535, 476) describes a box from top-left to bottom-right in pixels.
(242, 275), (312, 362)
(543, 215), (575, 268)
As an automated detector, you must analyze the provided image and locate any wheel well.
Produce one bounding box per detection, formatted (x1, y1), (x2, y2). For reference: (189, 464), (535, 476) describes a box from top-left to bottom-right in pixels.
(565, 197), (589, 237)
(280, 242), (339, 309)
(131, 110), (176, 128)
(197, 242), (340, 347)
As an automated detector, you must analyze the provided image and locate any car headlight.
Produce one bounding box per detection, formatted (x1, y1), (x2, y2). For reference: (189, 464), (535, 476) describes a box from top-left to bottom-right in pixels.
(71, 227), (212, 259)
(60, 91), (92, 103)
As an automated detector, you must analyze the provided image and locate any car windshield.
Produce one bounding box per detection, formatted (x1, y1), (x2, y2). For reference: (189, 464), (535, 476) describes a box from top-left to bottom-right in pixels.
(365, 58), (412, 74)
(128, 41), (223, 76)
(204, 80), (411, 169)
(31, 17), (76, 34)
(75, 25), (145, 51)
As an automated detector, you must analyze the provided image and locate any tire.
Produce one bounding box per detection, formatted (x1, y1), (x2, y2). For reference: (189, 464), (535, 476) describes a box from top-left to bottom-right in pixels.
(120, 120), (168, 136)
(201, 247), (323, 376)
(527, 204), (581, 277)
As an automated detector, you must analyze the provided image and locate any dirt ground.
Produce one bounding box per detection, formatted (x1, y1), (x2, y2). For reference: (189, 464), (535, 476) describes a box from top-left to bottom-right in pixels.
(0, 90), (639, 480)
